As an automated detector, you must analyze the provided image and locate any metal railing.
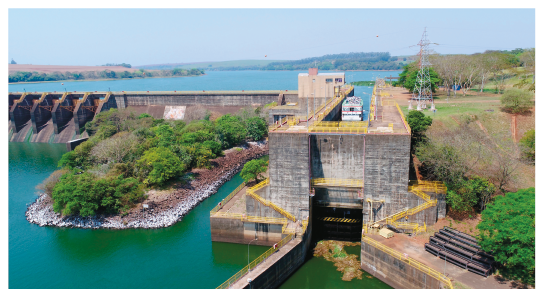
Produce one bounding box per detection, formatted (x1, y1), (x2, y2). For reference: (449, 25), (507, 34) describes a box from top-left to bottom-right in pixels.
(216, 233), (294, 289)
(311, 178), (364, 188)
(396, 102), (411, 134)
(246, 179), (296, 222)
(361, 235), (453, 289)
(209, 182), (246, 215)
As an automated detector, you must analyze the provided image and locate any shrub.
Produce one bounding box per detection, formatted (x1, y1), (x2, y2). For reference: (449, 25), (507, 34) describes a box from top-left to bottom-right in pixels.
(500, 88), (533, 114)
(245, 116), (268, 141)
(519, 129), (535, 162)
(58, 139), (96, 169)
(135, 147), (184, 186)
(477, 188), (535, 285)
(36, 169), (68, 197)
(52, 172), (144, 216)
(215, 114), (247, 149)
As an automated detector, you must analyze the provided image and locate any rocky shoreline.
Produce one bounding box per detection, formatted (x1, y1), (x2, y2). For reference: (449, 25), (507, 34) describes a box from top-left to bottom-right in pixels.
(25, 141), (268, 229)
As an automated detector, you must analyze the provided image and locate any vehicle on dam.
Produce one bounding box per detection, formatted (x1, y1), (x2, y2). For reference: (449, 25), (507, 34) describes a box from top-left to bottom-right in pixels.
(341, 96), (363, 121)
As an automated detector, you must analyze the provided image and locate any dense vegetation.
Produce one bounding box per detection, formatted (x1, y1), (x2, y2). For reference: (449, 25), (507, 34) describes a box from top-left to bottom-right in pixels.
(395, 48), (535, 95)
(8, 68), (205, 83)
(43, 106), (268, 217)
(477, 188), (535, 286)
(262, 52), (404, 71)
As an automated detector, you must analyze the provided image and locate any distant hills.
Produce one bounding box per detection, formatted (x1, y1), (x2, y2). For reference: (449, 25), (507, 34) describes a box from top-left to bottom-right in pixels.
(136, 52), (415, 71)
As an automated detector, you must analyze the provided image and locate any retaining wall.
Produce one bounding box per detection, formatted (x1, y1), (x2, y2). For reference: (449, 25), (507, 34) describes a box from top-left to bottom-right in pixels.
(210, 217), (284, 246)
(360, 239), (446, 289)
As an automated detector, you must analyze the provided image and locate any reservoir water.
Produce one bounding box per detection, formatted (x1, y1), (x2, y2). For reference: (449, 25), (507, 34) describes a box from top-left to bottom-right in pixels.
(9, 70), (399, 288)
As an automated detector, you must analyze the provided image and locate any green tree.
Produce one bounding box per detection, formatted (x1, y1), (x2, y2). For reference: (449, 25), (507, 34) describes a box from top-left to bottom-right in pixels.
(245, 116), (268, 141)
(52, 172), (101, 216)
(136, 147), (184, 186)
(58, 140), (96, 169)
(519, 129), (535, 162)
(240, 159), (268, 183)
(500, 88), (534, 114)
(215, 114), (247, 149)
(477, 188), (535, 286)
(398, 63), (440, 93)
(138, 113), (152, 119)
(406, 110), (433, 149)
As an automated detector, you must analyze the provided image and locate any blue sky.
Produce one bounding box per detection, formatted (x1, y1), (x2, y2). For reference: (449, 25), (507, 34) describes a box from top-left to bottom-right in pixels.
(8, 9), (535, 66)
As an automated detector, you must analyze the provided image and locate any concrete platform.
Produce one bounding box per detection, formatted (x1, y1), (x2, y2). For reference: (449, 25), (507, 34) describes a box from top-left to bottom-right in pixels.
(366, 233), (524, 289)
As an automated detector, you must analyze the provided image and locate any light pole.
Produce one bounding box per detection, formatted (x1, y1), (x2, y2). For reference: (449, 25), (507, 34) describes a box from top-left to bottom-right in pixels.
(248, 236), (258, 268)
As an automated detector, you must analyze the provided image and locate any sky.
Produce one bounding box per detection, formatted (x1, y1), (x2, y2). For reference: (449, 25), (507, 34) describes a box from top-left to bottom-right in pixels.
(8, 8), (535, 66)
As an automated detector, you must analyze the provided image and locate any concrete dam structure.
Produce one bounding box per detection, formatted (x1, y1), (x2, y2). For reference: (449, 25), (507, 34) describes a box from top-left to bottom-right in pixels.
(8, 90), (299, 143)
(211, 71), (452, 289)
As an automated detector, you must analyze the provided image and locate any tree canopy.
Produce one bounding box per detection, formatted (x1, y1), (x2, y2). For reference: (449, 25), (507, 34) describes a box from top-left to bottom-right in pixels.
(500, 88), (534, 114)
(477, 188), (535, 286)
(240, 159), (268, 183)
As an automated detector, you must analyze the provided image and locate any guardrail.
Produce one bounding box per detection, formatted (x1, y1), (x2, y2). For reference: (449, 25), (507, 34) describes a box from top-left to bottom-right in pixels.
(209, 182), (246, 215)
(311, 178), (364, 188)
(246, 179), (296, 222)
(216, 233), (294, 289)
(361, 235), (453, 289)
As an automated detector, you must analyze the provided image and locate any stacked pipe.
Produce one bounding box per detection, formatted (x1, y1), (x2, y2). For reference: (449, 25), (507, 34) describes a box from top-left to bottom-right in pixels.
(425, 227), (495, 277)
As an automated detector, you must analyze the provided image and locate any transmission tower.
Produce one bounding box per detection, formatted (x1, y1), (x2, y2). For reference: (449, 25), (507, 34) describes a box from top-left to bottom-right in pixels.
(409, 28), (435, 111)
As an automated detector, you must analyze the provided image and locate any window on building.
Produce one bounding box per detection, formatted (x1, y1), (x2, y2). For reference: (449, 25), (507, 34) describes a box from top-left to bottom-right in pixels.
(325, 78), (333, 83)
(335, 78), (343, 83)
(350, 108), (354, 111)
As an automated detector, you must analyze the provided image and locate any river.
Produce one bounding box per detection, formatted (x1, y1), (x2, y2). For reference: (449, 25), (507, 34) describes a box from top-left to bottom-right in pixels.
(9, 70), (398, 288)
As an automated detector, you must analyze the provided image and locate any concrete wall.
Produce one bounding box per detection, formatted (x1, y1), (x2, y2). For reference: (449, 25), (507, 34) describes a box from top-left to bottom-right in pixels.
(120, 94), (280, 107)
(363, 134), (411, 223)
(30, 94), (54, 134)
(360, 239), (446, 289)
(10, 95), (33, 133)
(237, 225), (312, 289)
(210, 217), (284, 246)
(310, 134), (365, 180)
(268, 132), (310, 220)
(73, 95), (98, 136)
(52, 94), (76, 134)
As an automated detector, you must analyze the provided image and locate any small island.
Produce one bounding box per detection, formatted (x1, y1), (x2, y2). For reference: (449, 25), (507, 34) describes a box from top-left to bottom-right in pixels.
(26, 105), (271, 228)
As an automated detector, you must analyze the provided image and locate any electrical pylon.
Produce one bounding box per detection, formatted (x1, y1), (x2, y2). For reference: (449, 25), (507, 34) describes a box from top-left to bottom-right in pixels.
(409, 28), (435, 111)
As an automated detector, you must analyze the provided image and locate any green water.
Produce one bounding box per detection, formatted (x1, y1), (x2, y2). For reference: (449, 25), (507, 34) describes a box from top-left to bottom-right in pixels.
(279, 246), (392, 289)
(9, 142), (268, 288)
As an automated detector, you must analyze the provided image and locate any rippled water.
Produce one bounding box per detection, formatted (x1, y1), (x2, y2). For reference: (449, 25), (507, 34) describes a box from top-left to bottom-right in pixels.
(9, 71), (399, 288)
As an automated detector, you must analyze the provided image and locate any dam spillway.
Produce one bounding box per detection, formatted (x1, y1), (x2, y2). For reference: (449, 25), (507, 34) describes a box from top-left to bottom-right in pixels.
(8, 90), (298, 143)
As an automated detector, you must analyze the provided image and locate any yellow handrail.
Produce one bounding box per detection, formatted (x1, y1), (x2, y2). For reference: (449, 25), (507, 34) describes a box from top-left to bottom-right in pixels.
(311, 178), (364, 188)
(362, 236), (453, 289)
(246, 179), (296, 222)
(209, 182), (246, 215)
(217, 233), (294, 289)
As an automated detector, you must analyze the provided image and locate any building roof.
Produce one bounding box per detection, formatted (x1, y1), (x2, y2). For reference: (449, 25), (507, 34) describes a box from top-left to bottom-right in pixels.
(298, 72), (345, 76)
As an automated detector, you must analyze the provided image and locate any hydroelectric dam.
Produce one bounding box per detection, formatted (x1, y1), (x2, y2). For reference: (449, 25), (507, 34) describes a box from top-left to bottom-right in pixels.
(10, 69), (453, 289)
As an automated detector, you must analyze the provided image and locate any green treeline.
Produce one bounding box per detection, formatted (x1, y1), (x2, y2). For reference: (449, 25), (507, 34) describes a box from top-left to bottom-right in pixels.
(203, 52), (408, 71)
(8, 68), (205, 83)
(40, 107), (268, 217)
